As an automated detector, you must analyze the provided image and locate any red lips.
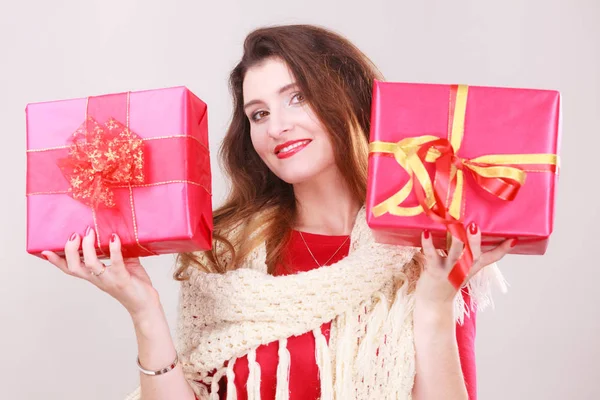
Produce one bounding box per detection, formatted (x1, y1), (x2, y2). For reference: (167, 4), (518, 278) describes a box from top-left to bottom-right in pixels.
(274, 139), (311, 159)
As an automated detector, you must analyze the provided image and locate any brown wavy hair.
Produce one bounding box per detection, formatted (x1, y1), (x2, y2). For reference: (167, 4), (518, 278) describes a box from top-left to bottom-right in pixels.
(175, 24), (423, 280)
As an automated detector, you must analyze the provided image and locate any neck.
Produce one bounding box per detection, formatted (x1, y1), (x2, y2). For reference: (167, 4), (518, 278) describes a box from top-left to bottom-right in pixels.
(292, 166), (361, 236)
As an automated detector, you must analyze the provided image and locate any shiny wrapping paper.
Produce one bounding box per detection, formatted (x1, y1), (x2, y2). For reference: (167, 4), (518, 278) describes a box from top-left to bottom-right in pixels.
(366, 80), (561, 281)
(26, 86), (213, 259)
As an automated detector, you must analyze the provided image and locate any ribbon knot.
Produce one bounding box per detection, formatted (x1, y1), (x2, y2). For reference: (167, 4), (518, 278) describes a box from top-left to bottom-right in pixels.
(58, 117), (145, 209)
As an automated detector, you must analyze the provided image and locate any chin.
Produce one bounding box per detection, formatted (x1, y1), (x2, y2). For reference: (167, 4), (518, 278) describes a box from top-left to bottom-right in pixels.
(275, 171), (320, 185)
(271, 162), (336, 186)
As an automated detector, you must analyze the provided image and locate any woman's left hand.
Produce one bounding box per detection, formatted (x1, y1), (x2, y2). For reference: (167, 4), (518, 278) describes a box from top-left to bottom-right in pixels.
(415, 223), (516, 307)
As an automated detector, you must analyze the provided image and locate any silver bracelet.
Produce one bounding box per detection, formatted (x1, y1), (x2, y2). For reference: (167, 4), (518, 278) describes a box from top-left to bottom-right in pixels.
(137, 353), (179, 376)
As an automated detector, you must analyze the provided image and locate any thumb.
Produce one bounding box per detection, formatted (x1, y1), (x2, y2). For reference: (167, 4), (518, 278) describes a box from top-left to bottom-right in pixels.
(125, 258), (151, 280)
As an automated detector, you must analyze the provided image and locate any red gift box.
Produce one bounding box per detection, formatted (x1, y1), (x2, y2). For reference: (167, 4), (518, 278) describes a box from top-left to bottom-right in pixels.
(26, 86), (213, 259)
(366, 81), (561, 285)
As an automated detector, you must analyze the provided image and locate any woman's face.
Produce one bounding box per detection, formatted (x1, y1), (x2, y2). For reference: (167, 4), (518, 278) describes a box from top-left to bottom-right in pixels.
(243, 57), (337, 185)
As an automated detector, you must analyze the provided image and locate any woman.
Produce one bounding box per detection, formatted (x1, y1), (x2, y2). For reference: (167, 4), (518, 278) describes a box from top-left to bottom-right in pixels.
(42, 24), (511, 400)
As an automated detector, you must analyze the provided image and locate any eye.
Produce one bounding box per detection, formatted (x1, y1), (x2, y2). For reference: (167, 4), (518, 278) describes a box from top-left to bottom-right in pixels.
(290, 92), (305, 105)
(251, 110), (269, 122)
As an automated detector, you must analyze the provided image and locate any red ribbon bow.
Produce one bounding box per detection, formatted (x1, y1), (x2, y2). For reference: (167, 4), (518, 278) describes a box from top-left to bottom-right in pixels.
(411, 137), (525, 287)
(58, 117), (145, 208)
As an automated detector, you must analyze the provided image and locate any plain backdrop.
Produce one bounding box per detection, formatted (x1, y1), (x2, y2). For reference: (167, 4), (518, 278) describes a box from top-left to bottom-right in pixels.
(1, 0), (598, 399)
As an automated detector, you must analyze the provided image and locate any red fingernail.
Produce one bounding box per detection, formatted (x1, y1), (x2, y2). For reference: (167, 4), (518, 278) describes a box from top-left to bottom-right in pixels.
(510, 239), (518, 248)
(69, 233), (77, 241)
(423, 230), (430, 239)
(469, 223), (478, 235)
(110, 234), (117, 243)
(85, 226), (92, 236)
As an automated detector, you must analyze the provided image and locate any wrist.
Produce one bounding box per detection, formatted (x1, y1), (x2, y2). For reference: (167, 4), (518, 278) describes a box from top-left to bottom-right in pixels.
(413, 299), (455, 328)
(131, 302), (168, 338)
(127, 287), (162, 319)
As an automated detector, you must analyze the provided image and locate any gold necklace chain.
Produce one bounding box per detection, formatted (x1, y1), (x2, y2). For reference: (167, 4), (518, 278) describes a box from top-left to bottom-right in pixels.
(298, 231), (350, 268)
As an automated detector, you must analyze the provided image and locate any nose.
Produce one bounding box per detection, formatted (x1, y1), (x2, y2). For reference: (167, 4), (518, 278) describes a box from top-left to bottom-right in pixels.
(266, 110), (292, 139)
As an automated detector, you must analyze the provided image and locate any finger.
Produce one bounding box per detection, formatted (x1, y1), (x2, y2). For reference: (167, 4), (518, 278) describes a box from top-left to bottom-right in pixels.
(446, 235), (465, 266)
(469, 238), (516, 278)
(81, 227), (105, 276)
(466, 222), (482, 261)
(42, 251), (74, 276)
(421, 230), (440, 263)
(464, 223), (483, 281)
(478, 238), (516, 267)
(64, 232), (87, 277)
(108, 233), (130, 278)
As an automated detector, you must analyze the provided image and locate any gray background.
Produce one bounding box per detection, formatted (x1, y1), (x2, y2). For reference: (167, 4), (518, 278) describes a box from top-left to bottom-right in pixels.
(1, 0), (598, 399)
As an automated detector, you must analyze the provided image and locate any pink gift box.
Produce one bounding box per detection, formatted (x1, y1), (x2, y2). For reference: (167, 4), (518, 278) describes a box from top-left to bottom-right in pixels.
(26, 86), (213, 259)
(366, 80), (561, 255)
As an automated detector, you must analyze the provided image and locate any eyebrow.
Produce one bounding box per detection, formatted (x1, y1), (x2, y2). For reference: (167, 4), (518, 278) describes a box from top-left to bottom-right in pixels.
(243, 82), (298, 110)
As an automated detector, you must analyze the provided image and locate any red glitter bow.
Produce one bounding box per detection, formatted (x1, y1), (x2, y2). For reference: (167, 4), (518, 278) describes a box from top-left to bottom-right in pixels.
(58, 117), (145, 208)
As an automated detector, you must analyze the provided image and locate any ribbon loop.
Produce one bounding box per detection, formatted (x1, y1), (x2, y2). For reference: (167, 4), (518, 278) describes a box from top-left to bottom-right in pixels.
(57, 117), (145, 209)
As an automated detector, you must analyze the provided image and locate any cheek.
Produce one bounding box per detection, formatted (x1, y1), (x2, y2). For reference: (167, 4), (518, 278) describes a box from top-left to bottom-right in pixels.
(320, 136), (337, 163)
(249, 128), (270, 160)
(311, 124), (336, 157)
(302, 109), (333, 149)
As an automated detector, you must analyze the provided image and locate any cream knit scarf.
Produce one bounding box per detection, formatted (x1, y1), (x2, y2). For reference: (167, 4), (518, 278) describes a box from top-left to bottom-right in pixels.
(126, 208), (506, 400)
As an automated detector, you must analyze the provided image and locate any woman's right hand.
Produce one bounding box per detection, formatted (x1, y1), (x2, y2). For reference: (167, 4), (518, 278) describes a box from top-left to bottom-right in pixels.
(44, 228), (198, 400)
(42, 227), (160, 319)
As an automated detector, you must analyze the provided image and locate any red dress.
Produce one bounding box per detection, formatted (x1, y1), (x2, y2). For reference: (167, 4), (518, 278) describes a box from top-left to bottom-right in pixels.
(218, 230), (478, 400)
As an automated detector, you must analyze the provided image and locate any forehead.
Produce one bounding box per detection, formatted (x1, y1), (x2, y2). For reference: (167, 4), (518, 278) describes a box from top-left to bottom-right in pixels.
(242, 57), (296, 101)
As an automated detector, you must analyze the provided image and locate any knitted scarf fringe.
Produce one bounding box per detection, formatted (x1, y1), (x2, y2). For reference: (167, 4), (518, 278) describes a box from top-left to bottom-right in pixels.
(124, 267), (503, 400)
